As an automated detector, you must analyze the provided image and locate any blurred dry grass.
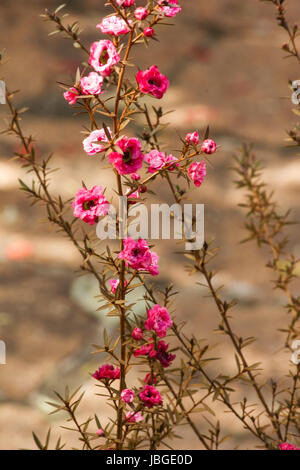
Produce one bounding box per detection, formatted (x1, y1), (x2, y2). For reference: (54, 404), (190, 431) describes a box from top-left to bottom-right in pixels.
(0, 0), (299, 449)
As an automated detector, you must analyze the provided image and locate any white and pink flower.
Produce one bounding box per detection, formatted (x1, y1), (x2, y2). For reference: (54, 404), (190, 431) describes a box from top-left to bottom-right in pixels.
(83, 128), (111, 156)
(201, 139), (217, 155)
(188, 161), (206, 187)
(186, 131), (200, 146)
(72, 186), (110, 226)
(134, 7), (148, 20)
(64, 87), (79, 105)
(145, 150), (178, 173)
(97, 16), (131, 36)
(80, 72), (104, 95)
(109, 279), (128, 294)
(157, 0), (181, 17)
(116, 0), (135, 6)
(89, 40), (120, 76)
(120, 388), (135, 403)
(125, 411), (144, 423)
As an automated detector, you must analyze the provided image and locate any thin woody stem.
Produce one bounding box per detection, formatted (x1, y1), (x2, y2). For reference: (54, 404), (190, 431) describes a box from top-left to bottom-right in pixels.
(111, 20), (134, 450)
(199, 249), (283, 441)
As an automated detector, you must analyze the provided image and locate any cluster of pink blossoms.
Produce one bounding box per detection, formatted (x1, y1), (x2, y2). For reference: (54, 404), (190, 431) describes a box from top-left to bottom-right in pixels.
(278, 442), (300, 450)
(184, 133), (217, 186)
(93, 364), (120, 381)
(145, 150), (178, 173)
(136, 65), (169, 99)
(185, 133), (217, 155)
(72, 186), (110, 225)
(139, 385), (163, 409)
(144, 304), (173, 338)
(108, 137), (144, 175)
(118, 237), (159, 276)
(134, 339), (175, 368)
(83, 128), (111, 156)
(64, 36), (121, 104)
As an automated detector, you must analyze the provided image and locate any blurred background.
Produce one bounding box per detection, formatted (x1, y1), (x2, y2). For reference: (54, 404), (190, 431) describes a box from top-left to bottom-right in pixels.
(0, 0), (299, 449)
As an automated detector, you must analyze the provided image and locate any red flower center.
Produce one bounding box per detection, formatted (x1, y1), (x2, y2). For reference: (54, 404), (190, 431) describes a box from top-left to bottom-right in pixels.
(123, 149), (132, 163)
(100, 49), (109, 65)
(148, 78), (161, 87)
(83, 199), (97, 210)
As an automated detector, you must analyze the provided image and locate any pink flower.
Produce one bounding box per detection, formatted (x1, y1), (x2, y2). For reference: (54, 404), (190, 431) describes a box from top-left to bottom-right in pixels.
(144, 373), (157, 385)
(150, 340), (176, 367)
(126, 188), (140, 202)
(109, 279), (128, 294)
(134, 7), (148, 20)
(121, 388), (135, 403)
(186, 131), (199, 146)
(125, 411), (144, 423)
(157, 0), (182, 17)
(279, 443), (300, 450)
(145, 150), (178, 173)
(131, 173), (141, 180)
(132, 328), (143, 340)
(144, 27), (154, 37)
(134, 340), (154, 358)
(116, 0), (135, 6)
(64, 87), (79, 105)
(89, 40), (120, 77)
(144, 304), (173, 338)
(97, 16), (131, 36)
(188, 161), (206, 187)
(118, 238), (159, 276)
(136, 65), (169, 99)
(134, 339), (175, 367)
(96, 428), (104, 436)
(83, 128), (111, 156)
(80, 72), (104, 95)
(109, 137), (144, 175)
(93, 364), (120, 381)
(139, 385), (163, 408)
(72, 186), (110, 226)
(201, 138), (217, 155)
